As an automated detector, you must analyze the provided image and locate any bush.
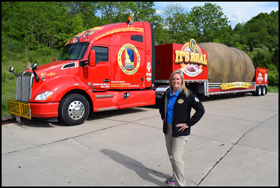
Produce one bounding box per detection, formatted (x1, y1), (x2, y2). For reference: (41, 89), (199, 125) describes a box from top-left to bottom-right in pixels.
(2, 72), (7, 82)
(2, 78), (17, 117)
(22, 58), (28, 63)
(1, 34), (62, 118)
(267, 85), (279, 93)
(2, 53), (8, 62)
(268, 64), (279, 86)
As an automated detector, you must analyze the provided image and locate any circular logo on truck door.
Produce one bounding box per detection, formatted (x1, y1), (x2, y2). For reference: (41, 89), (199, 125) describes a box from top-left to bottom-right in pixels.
(118, 43), (140, 75)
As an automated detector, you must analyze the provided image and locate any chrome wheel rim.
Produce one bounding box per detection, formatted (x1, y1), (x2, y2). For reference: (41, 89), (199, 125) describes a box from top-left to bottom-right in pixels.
(68, 100), (85, 120)
(258, 87), (262, 95)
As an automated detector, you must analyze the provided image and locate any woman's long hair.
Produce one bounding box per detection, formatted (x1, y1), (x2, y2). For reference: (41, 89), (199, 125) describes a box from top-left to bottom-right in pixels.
(168, 70), (190, 97)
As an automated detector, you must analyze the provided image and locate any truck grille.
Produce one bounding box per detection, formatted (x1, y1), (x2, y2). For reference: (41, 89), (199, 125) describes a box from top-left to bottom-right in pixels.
(16, 72), (33, 102)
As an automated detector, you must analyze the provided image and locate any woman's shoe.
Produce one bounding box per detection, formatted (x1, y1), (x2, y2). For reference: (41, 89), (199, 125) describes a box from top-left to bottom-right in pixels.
(165, 177), (174, 184)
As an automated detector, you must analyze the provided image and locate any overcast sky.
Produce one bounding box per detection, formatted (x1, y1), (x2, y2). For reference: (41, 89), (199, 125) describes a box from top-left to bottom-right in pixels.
(153, 1), (279, 29)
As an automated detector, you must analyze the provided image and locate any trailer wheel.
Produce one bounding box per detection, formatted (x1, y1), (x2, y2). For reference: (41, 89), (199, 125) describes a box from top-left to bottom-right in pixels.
(262, 86), (266, 95)
(253, 86), (261, 96)
(59, 94), (90, 126)
(257, 86), (262, 96)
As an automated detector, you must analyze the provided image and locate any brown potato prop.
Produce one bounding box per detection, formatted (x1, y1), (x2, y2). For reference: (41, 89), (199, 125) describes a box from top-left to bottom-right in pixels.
(198, 42), (255, 83)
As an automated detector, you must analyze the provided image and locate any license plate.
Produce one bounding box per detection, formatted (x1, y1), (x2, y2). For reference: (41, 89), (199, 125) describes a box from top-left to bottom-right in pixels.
(16, 115), (21, 123)
(7, 100), (31, 120)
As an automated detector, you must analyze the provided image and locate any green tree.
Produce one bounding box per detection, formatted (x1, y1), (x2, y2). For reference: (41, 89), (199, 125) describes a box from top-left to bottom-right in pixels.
(97, 2), (156, 24)
(152, 14), (168, 45)
(273, 46), (279, 67)
(189, 3), (230, 43)
(249, 42), (254, 52)
(132, 2), (156, 22)
(235, 42), (247, 52)
(162, 3), (186, 43)
(77, 2), (100, 28)
(172, 12), (196, 44)
(240, 11), (278, 49)
(97, 2), (121, 24)
(71, 13), (86, 37)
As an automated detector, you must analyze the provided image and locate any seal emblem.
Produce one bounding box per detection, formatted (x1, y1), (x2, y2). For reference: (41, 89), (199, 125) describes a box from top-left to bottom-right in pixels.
(118, 43), (140, 75)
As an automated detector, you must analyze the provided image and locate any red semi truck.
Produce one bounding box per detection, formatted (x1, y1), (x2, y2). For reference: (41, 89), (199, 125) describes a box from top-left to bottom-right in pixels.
(7, 17), (268, 125)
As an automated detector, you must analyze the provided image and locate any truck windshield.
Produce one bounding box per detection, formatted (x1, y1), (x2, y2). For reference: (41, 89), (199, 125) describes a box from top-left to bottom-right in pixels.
(58, 42), (89, 60)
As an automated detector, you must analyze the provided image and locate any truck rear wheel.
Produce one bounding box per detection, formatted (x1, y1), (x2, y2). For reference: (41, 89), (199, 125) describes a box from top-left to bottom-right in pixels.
(59, 94), (90, 126)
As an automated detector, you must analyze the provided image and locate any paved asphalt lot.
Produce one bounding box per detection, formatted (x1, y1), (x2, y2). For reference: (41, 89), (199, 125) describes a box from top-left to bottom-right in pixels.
(2, 93), (278, 186)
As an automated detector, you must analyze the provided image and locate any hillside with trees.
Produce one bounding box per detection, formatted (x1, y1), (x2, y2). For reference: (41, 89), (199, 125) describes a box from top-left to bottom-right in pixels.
(1, 2), (278, 117)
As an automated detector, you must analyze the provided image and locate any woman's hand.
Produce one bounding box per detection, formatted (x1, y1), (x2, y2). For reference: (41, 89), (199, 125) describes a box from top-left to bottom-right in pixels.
(176, 123), (189, 132)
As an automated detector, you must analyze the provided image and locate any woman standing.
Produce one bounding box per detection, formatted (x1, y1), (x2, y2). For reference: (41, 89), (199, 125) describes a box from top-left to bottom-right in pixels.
(159, 70), (205, 186)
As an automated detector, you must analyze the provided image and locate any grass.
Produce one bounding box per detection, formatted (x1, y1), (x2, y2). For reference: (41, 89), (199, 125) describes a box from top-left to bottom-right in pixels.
(267, 85), (279, 93)
(2, 34), (61, 118)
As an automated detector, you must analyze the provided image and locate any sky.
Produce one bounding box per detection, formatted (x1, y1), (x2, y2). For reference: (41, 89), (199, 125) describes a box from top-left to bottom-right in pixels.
(153, 1), (279, 29)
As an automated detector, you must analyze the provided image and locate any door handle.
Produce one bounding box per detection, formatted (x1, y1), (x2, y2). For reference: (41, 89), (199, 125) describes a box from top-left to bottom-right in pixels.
(104, 79), (110, 82)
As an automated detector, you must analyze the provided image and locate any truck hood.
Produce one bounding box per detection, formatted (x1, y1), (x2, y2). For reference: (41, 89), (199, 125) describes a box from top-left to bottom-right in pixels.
(26, 60), (79, 81)
(36, 60), (79, 72)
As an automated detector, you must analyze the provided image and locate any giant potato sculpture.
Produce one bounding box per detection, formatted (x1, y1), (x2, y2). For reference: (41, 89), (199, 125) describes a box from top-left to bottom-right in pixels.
(198, 42), (255, 83)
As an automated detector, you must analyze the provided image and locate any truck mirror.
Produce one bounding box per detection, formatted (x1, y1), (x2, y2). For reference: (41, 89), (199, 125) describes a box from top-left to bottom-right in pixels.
(89, 50), (96, 67)
(9, 66), (18, 76)
(32, 63), (40, 82)
(9, 67), (14, 72)
(32, 63), (38, 70)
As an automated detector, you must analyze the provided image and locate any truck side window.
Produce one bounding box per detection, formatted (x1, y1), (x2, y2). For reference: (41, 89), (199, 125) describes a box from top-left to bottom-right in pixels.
(91, 46), (108, 64)
(131, 35), (143, 42)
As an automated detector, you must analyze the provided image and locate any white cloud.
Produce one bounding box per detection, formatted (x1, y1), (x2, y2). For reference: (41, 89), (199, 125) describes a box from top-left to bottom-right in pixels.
(214, 2), (277, 27)
(155, 9), (163, 14)
(231, 12), (243, 21)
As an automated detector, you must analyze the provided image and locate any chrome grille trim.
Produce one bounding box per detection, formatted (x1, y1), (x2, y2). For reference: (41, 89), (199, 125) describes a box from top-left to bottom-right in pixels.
(16, 76), (21, 100)
(16, 72), (33, 102)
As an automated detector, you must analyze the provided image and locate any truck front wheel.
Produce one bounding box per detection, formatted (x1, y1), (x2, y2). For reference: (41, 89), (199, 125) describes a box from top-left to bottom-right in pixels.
(59, 94), (90, 126)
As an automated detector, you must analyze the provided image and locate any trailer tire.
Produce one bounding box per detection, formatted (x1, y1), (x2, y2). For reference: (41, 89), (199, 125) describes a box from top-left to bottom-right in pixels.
(59, 94), (90, 126)
(256, 86), (262, 96)
(262, 86), (266, 95)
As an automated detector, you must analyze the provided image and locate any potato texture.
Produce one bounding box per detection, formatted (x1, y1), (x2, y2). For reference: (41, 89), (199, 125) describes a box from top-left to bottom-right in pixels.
(198, 42), (255, 83)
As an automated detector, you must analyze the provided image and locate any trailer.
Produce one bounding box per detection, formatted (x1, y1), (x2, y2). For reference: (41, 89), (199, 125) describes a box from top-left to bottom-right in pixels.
(154, 43), (268, 100)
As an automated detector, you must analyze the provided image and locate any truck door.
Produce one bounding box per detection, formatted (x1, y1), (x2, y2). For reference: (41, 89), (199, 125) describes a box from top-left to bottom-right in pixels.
(110, 33), (146, 89)
(81, 46), (110, 91)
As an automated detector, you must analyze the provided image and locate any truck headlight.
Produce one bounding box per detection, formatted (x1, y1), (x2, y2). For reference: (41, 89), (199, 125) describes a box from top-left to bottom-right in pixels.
(35, 91), (53, 100)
